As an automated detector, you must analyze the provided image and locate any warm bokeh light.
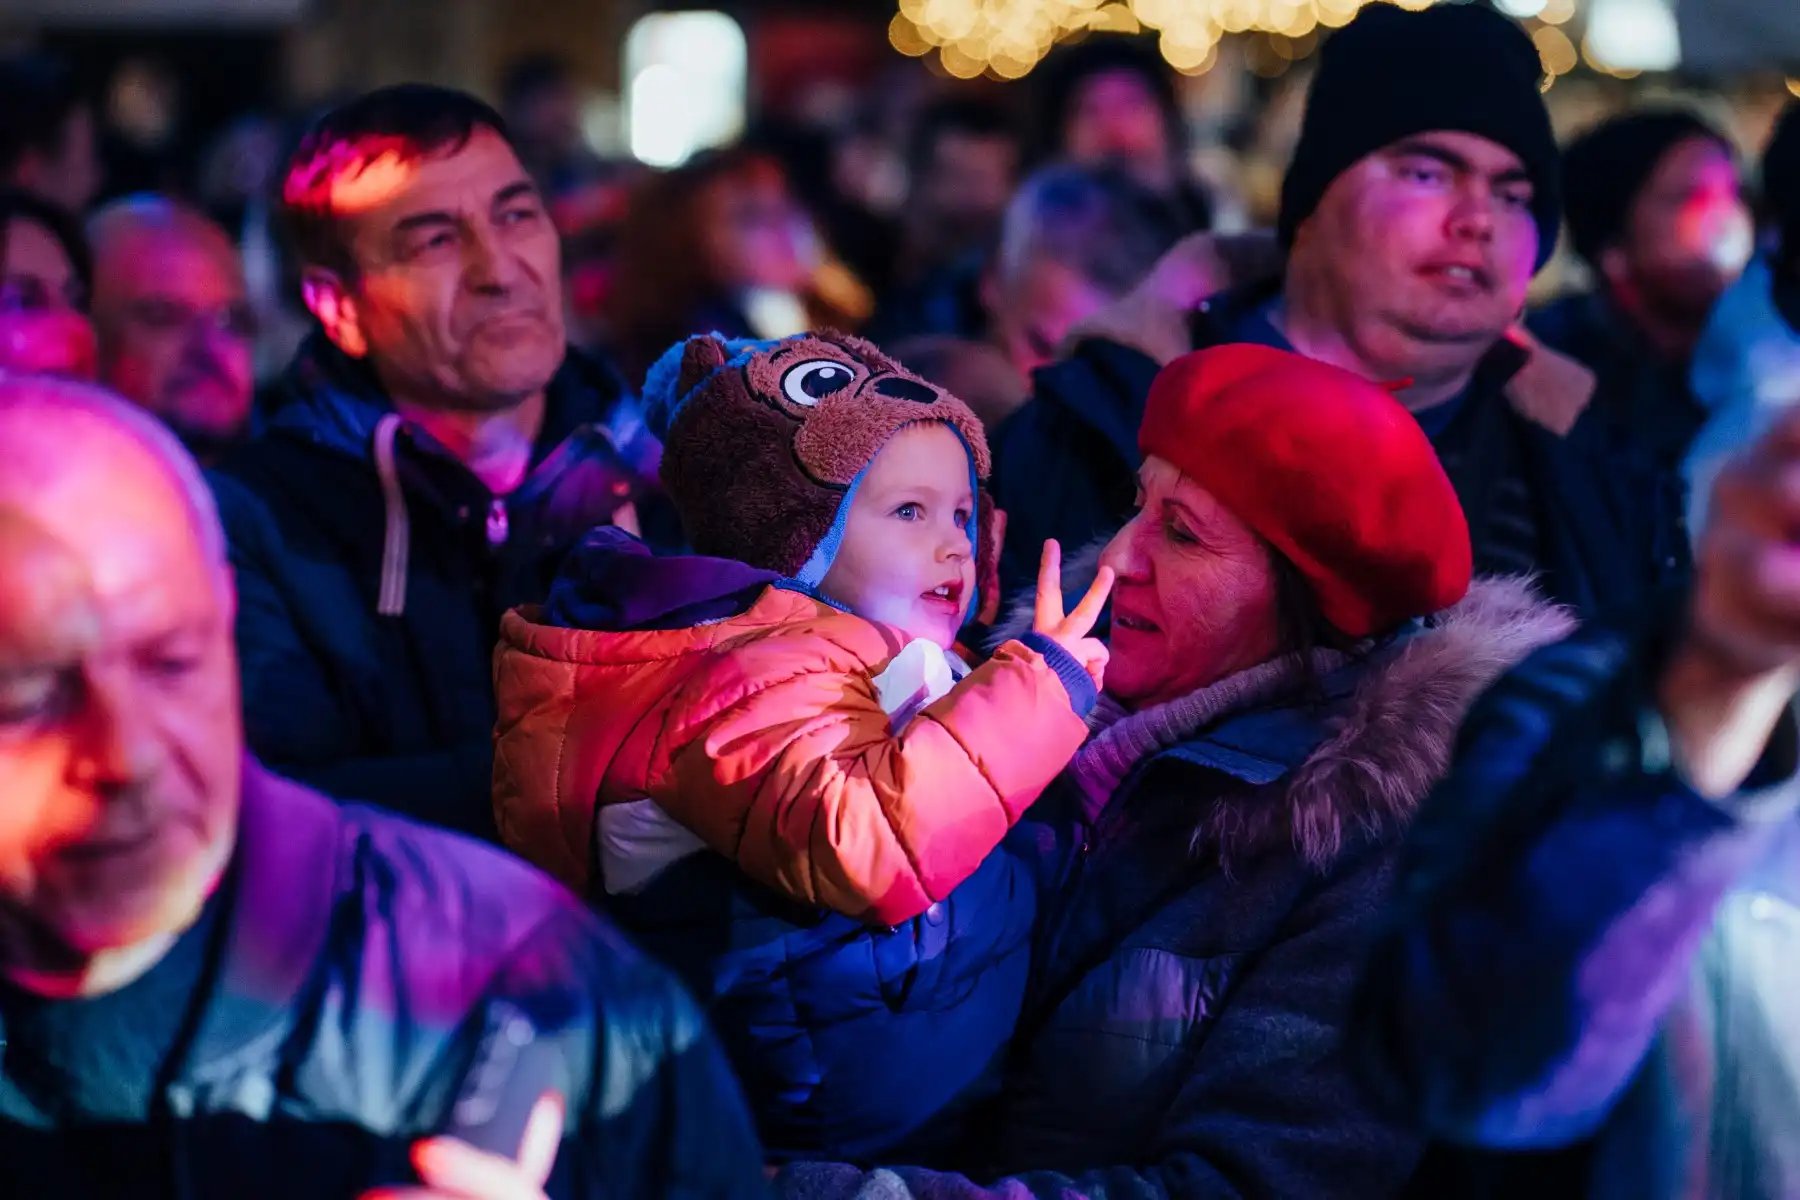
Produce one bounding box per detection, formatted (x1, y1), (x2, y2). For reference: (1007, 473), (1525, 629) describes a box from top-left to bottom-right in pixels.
(1533, 24), (1580, 76)
(886, 0), (1679, 81)
(1539, 0), (1578, 25)
(889, 0), (1392, 77)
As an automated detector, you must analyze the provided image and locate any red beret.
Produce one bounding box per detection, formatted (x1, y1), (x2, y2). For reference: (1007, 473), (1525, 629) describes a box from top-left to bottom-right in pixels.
(1139, 344), (1472, 638)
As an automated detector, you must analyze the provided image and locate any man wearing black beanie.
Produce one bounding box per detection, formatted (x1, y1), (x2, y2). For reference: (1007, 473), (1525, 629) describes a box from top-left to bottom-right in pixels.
(995, 0), (1684, 619)
(1531, 109), (1749, 476)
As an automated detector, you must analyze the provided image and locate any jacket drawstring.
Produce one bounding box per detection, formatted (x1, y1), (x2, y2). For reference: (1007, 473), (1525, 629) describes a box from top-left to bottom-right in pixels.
(373, 413), (410, 617)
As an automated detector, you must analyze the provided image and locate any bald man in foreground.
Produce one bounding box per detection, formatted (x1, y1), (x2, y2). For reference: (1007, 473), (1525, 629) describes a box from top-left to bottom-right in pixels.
(87, 195), (257, 462)
(0, 374), (767, 1199)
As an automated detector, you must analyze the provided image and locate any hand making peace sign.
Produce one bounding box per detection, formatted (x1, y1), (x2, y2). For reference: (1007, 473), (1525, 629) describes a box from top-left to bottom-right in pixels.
(1033, 538), (1114, 689)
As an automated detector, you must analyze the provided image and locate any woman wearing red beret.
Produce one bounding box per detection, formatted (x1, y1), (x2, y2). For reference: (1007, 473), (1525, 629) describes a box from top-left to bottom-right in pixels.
(775, 344), (1576, 1199)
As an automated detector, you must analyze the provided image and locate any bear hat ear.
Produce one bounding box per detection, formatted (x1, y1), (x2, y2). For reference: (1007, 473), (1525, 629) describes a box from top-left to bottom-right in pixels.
(677, 334), (731, 399)
(643, 333), (732, 441)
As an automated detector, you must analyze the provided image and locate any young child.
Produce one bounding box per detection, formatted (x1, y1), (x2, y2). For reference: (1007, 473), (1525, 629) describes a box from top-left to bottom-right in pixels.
(492, 330), (1110, 1164)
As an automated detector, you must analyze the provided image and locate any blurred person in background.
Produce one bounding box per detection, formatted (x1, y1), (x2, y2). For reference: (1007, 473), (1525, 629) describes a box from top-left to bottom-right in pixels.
(502, 54), (607, 198)
(195, 114), (314, 388)
(1355, 363), (1800, 1200)
(0, 54), (101, 214)
(605, 146), (842, 387)
(993, 2), (1683, 618)
(1685, 101), (1800, 541)
(0, 378), (768, 1200)
(1531, 110), (1751, 480)
(211, 85), (656, 840)
(1039, 35), (1212, 238)
(867, 97), (1024, 343)
(88, 195), (255, 464)
(984, 164), (1182, 381)
(0, 189), (97, 380)
(96, 57), (184, 202)
(894, 163), (1181, 433)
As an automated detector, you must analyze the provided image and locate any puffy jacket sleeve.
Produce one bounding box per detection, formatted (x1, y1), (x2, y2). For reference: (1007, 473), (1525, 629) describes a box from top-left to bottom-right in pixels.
(772, 851), (1423, 1200)
(1353, 615), (1800, 1149)
(477, 904), (772, 1199)
(656, 632), (1095, 926)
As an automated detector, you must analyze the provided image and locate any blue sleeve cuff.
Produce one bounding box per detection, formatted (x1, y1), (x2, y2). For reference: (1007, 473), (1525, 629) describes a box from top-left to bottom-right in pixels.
(1020, 632), (1098, 717)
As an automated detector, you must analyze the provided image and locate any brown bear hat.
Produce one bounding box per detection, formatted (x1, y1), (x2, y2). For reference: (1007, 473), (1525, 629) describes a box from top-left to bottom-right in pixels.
(642, 330), (999, 615)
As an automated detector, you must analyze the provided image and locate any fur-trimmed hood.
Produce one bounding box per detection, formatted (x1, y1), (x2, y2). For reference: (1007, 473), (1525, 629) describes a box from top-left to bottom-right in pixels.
(1212, 575), (1575, 869)
(1001, 557), (1576, 869)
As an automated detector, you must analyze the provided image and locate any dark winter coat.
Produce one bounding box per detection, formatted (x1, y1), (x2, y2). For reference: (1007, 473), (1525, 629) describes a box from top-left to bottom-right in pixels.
(209, 333), (657, 839)
(991, 283), (1686, 620)
(1528, 288), (1707, 476)
(777, 577), (1574, 1199)
(1356, 597), (1800, 1200)
(0, 760), (769, 1200)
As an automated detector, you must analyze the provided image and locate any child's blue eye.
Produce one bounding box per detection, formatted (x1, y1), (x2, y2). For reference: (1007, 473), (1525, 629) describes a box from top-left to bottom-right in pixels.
(894, 503), (922, 521)
(954, 509), (972, 527)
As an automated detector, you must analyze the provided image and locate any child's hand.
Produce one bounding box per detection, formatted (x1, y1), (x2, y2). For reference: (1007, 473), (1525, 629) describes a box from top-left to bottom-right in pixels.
(1033, 539), (1114, 688)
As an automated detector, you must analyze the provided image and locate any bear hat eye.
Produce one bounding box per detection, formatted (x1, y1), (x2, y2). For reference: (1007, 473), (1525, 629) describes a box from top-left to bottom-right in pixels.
(781, 360), (857, 407)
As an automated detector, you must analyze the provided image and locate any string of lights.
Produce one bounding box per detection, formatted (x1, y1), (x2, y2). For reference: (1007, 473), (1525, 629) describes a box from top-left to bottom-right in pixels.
(887, 0), (1670, 83)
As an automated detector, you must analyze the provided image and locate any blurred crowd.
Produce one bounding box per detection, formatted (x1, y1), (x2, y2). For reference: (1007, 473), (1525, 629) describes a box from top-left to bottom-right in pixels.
(8, 4), (1800, 1198)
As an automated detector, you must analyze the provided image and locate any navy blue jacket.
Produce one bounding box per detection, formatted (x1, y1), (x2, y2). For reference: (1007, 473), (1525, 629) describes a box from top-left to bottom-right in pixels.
(991, 287), (1686, 620)
(1528, 289), (1707, 476)
(1356, 603), (1800, 1200)
(210, 334), (655, 838)
(0, 760), (769, 1200)
(613, 844), (1040, 1169)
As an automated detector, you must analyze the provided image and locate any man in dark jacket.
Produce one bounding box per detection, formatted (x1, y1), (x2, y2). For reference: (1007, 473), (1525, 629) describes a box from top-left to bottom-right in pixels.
(0, 375), (766, 1200)
(992, 2), (1685, 620)
(212, 85), (659, 837)
(1355, 404), (1800, 1198)
(1530, 110), (1750, 479)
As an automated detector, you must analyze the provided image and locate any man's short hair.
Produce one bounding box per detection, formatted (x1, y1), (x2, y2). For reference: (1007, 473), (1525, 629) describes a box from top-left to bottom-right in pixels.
(0, 54), (84, 186)
(0, 187), (93, 302)
(906, 97), (1020, 180)
(278, 84), (517, 277)
(996, 163), (1180, 295)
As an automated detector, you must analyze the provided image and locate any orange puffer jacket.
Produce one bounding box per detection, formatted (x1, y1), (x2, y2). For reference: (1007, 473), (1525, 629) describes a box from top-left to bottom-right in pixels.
(492, 585), (1092, 926)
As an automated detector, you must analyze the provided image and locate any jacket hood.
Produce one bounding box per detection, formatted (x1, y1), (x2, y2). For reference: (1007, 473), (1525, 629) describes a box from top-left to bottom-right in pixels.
(256, 331), (645, 618)
(1247, 574), (1577, 869)
(1037, 561), (1576, 870)
(544, 527), (778, 633)
(267, 329), (631, 461)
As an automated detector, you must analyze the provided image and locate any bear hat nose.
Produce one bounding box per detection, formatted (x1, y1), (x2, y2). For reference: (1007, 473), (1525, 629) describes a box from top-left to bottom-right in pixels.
(872, 376), (940, 404)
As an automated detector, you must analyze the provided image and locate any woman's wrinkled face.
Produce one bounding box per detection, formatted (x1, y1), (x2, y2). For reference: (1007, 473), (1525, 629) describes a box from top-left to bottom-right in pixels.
(1099, 456), (1281, 710)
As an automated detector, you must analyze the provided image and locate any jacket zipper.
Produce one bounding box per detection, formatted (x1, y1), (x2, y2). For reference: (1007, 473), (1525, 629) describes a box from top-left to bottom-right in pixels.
(486, 497), (509, 548)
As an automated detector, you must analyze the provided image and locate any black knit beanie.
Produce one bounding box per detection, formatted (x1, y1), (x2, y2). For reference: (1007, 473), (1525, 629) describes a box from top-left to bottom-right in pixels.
(1562, 110), (1729, 267)
(1764, 101), (1800, 265)
(1279, 2), (1561, 269)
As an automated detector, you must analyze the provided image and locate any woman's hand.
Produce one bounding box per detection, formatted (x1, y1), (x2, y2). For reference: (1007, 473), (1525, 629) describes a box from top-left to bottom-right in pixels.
(360, 1093), (562, 1200)
(1034, 538), (1114, 688)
